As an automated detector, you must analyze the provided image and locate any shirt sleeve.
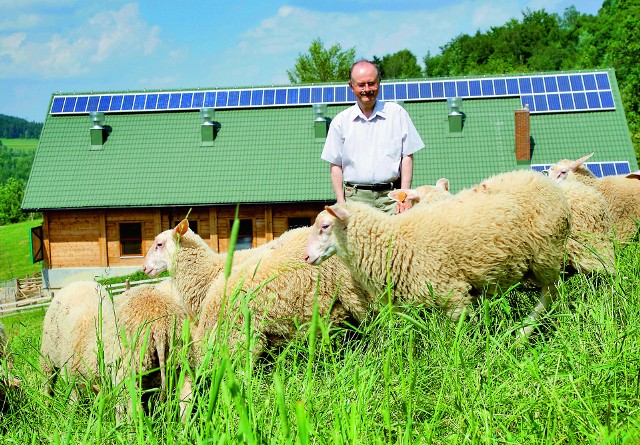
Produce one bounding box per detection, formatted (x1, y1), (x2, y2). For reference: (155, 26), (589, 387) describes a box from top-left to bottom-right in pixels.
(401, 108), (425, 157)
(321, 114), (344, 165)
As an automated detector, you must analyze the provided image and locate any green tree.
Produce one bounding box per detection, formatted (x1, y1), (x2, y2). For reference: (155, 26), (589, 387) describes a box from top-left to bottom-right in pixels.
(287, 38), (356, 83)
(376, 49), (423, 80)
(0, 178), (26, 225)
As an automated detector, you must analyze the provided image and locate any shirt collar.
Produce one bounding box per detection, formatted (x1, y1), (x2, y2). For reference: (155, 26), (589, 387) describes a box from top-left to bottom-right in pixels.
(349, 100), (386, 122)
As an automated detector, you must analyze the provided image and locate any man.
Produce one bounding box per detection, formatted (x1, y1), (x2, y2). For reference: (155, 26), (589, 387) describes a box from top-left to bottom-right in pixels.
(321, 59), (425, 214)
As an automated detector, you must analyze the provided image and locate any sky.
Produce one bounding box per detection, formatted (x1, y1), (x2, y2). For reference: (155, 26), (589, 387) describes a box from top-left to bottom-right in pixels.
(0, 0), (604, 123)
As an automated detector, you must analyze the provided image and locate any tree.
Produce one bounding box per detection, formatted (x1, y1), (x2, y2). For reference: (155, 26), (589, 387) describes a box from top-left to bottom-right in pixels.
(376, 49), (423, 80)
(287, 38), (356, 83)
(0, 178), (25, 225)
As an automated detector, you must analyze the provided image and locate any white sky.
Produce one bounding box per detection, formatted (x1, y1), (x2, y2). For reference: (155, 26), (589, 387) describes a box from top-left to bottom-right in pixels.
(0, 0), (603, 122)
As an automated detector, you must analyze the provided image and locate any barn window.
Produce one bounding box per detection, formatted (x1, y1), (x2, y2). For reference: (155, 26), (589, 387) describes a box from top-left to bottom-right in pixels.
(288, 217), (311, 230)
(231, 219), (253, 250)
(120, 222), (143, 256)
(173, 220), (198, 234)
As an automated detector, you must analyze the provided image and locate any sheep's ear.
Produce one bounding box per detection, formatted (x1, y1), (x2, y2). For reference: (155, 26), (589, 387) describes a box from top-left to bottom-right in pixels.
(436, 178), (450, 191)
(626, 171), (640, 180)
(175, 219), (189, 237)
(388, 190), (408, 203)
(570, 153), (594, 171)
(325, 205), (350, 221)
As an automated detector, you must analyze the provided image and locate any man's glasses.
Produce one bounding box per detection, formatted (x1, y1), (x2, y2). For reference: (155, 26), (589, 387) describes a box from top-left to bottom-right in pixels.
(352, 81), (378, 89)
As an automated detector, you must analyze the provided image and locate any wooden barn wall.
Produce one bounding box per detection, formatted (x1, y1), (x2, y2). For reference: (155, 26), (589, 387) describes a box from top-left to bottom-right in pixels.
(42, 201), (328, 269)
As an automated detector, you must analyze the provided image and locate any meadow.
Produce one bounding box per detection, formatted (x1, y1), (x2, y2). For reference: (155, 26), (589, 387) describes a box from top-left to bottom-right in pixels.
(0, 241), (639, 444)
(0, 219), (44, 281)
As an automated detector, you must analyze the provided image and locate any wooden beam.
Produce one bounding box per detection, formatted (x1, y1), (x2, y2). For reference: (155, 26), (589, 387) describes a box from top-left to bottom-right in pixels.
(209, 207), (219, 252)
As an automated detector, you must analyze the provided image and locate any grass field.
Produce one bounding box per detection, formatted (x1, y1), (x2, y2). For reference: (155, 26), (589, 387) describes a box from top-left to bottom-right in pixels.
(0, 219), (44, 281)
(0, 138), (38, 151)
(0, 240), (638, 443)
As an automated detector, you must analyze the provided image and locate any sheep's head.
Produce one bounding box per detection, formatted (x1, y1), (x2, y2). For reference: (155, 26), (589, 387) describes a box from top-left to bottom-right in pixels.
(142, 219), (189, 277)
(304, 205), (349, 265)
(547, 153), (594, 182)
(388, 178), (451, 207)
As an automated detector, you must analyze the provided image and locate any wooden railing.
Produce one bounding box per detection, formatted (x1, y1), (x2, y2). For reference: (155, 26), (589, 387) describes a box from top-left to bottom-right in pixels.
(0, 276), (169, 316)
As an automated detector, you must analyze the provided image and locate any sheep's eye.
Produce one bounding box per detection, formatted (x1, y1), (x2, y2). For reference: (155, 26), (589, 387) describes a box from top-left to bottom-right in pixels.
(321, 223), (330, 230)
(156, 242), (163, 248)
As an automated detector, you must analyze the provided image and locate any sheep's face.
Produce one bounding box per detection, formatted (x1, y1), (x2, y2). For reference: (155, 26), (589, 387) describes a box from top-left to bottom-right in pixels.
(305, 206), (347, 265)
(547, 162), (571, 182)
(142, 230), (178, 277)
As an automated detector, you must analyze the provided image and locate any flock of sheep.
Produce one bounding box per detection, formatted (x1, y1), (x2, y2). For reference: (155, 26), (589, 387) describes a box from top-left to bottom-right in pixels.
(23, 153), (640, 420)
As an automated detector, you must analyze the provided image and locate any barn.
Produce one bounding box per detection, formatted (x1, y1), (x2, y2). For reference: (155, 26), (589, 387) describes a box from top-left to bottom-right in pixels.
(22, 68), (638, 291)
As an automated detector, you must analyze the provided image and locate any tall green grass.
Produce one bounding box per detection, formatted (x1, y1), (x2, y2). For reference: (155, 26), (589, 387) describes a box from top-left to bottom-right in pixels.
(0, 242), (638, 443)
(0, 219), (44, 281)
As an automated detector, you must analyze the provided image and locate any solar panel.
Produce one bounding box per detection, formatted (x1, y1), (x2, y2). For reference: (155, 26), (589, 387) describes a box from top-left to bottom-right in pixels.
(531, 161), (631, 178)
(49, 70), (616, 116)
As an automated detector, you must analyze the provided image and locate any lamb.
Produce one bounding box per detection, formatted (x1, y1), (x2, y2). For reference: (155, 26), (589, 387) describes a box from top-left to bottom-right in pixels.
(474, 171), (615, 275)
(189, 223), (372, 364)
(547, 153), (640, 243)
(388, 178), (452, 208)
(305, 170), (572, 337)
(40, 279), (188, 418)
(40, 280), (115, 399)
(142, 221), (265, 315)
(108, 280), (189, 417)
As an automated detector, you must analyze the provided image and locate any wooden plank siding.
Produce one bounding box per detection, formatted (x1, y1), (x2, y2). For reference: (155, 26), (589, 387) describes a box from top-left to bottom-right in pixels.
(40, 202), (327, 270)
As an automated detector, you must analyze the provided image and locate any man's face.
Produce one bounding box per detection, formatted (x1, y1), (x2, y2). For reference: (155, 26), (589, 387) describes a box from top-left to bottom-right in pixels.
(349, 63), (379, 110)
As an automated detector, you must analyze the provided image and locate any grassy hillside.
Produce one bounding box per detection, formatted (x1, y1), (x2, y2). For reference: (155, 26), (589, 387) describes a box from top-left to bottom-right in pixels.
(0, 138), (38, 151)
(0, 218), (44, 280)
(0, 242), (638, 442)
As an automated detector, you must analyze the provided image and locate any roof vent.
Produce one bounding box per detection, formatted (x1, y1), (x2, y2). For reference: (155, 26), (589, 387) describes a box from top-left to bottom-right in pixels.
(200, 107), (219, 146)
(89, 111), (106, 150)
(447, 97), (463, 133)
(313, 103), (329, 140)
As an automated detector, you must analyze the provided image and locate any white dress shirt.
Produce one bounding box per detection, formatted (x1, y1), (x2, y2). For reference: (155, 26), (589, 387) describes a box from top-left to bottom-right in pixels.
(321, 100), (425, 184)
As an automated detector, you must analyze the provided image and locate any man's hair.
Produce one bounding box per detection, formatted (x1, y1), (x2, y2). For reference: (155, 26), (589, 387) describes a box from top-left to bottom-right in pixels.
(349, 59), (380, 83)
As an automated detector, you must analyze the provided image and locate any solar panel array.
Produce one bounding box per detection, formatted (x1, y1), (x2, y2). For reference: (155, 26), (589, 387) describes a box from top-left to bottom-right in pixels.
(531, 161), (631, 178)
(50, 71), (615, 116)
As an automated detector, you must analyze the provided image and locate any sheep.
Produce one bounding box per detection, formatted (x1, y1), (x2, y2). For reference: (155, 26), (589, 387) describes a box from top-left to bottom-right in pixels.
(388, 178), (452, 208)
(190, 224), (372, 365)
(305, 170), (572, 337)
(40, 279), (189, 418)
(547, 153), (640, 243)
(108, 280), (189, 417)
(473, 171), (615, 275)
(40, 280), (115, 399)
(142, 221), (265, 315)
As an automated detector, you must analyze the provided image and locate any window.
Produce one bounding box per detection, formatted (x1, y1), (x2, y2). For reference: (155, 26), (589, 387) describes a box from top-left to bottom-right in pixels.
(231, 219), (253, 250)
(173, 220), (198, 234)
(120, 222), (143, 256)
(288, 217), (311, 230)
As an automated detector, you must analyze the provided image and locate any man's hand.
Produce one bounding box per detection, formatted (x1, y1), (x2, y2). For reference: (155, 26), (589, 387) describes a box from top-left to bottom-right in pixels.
(396, 199), (413, 213)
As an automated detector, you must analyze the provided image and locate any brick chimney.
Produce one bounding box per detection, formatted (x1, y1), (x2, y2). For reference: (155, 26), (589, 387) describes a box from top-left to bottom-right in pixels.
(515, 106), (531, 161)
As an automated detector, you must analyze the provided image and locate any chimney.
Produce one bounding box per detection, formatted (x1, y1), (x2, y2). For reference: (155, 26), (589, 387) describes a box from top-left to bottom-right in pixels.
(89, 111), (105, 150)
(515, 105), (531, 161)
(447, 97), (463, 133)
(200, 107), (218, 146)
(313, 103), (329, 139)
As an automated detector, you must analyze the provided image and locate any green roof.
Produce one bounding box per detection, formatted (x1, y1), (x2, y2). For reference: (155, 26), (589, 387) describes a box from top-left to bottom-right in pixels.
(23, 69), (637, 211)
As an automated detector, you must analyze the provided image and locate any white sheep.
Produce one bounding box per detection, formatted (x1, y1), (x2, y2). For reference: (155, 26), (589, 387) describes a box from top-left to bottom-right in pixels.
(388, 178), (452, 208)
(40, 279), (188, 418)
(305, 170), (572, 337)
(108, 280), (189, 417)
(142, 220), (263, 316)
(188, 223), (372, 365)
(547, 153), (640, 243)
(473, 171), (615, 275)
(40, 280), (115, 399)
